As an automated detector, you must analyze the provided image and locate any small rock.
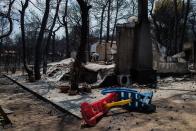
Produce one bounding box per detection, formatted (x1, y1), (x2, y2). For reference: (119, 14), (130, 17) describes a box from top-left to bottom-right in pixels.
(136, 122), (139, 125)
(80, 122), (86, 129)
(47, 110), (52, 115)
(59, 86), (70, 93)
(169, 106), (173, 109)
(8, 97), (12, 100)
(68, 90), (78, 96)
(170, 117), (174, 120)
(117, 128), (120, 130)
(81, 86), (92, 93)
(107, 126), (111, 129)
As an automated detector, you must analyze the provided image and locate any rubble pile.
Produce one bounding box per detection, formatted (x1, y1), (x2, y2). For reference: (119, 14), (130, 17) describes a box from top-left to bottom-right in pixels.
(45, 58), (74, 82)
(44, 58), (115, 86)
(153, 41), (191, 74)
(84, 63), (115, 81)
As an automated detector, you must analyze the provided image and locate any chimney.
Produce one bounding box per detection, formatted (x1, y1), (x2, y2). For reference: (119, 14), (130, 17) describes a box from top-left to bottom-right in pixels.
(138, 0), (148, 23)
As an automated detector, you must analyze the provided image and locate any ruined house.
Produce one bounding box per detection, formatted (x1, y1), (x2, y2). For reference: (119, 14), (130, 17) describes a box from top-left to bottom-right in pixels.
(90, 41), (117, 62)
(115, 0), (156, 87)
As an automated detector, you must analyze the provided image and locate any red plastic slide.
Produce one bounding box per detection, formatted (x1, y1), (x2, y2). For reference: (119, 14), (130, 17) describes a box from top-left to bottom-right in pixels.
(80, 93), (118, 126)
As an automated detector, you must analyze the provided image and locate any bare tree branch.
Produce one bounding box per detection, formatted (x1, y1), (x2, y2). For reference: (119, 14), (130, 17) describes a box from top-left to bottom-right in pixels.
(0, 0), (15, 40)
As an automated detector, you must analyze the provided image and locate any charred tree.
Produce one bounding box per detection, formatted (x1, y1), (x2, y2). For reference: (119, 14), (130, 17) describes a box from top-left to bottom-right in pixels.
(106, 0), (111, 43)
(43, 0), (62, 74)
(70, 0), (91, 94)
(34, 0), (51, 80)
(180, 0), (190, 52)
(99, 1), (109, 44)
(149, 0), (162, 44)
(57, 0), (70, 58)
(64, 0), (70, 58)
(0, 0), (15, 40)
(19, 0), (34, 80)
(52, 32), (56, 62)
(111, 0), (119, 46)
(173, 0), (178, 54)
(105, 0), (112, 62)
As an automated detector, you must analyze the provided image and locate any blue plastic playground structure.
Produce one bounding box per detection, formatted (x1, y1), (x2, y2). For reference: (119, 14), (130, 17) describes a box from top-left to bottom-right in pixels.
(101, 87), (155, 112)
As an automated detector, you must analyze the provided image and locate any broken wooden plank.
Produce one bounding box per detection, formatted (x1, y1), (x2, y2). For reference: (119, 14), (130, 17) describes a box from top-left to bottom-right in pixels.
(0, 106), (12, 127)
(2, 108), (14, 115)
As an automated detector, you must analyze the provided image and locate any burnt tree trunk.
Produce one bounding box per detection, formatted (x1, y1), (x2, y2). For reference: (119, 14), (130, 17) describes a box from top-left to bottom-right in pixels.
(52, 32), (56, 62)
(106, 0), (111, 43)
(43, 0), (61, 74)
(105, 0), (112, 62)
(99, 1), (108, 44)
(34, 0), (51, 80)
(194, 41), (196, 69)
(63, 0), (70, 58)
(111, 0), (119, 46)
(180, 0), (190, 52)
(173, 0), (178, 54)
(19, 0), (34, 80)
(0, 0), (15, 40)
(76, 1), (91, 63)
(149, 0), (162, 45)
(70, 0), (91, 92)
